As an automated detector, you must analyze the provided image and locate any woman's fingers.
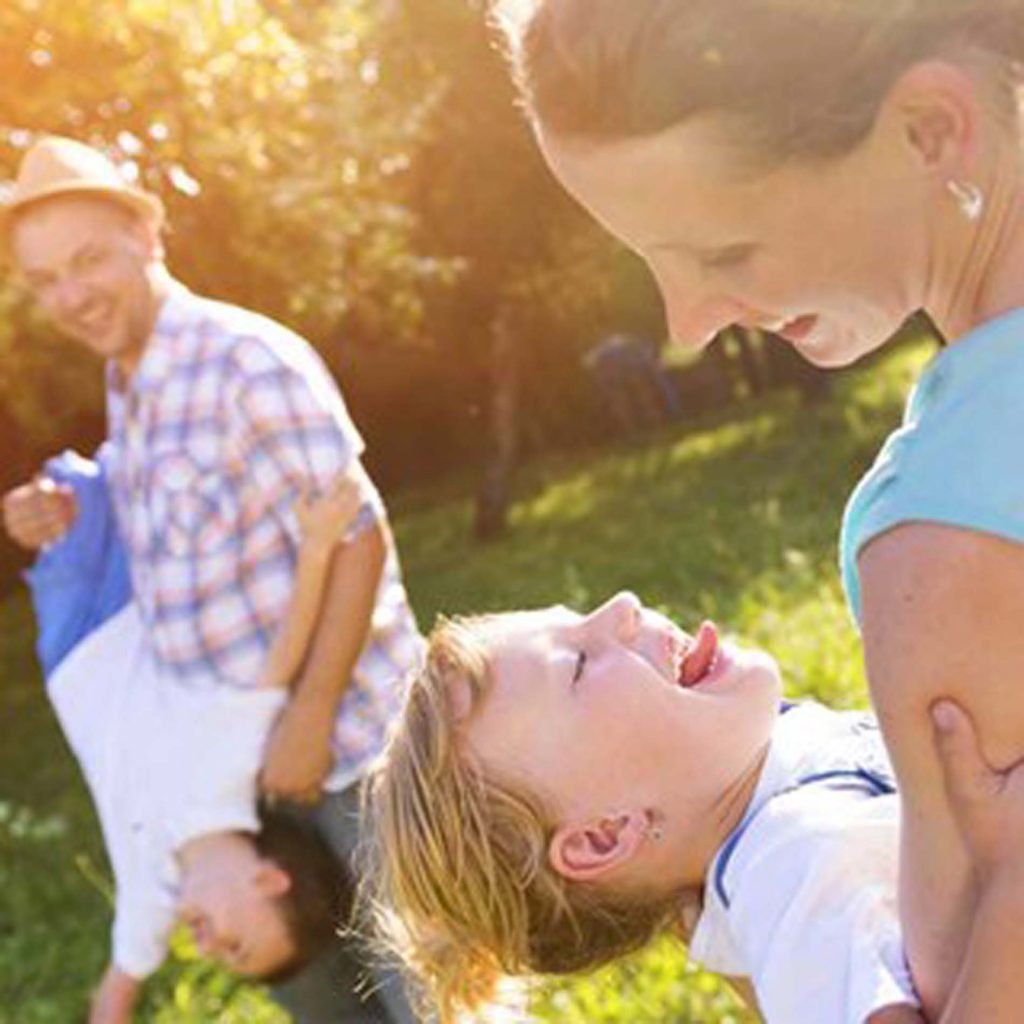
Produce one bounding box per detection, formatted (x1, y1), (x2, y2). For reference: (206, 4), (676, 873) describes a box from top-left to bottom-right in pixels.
(931, 700), (997, 807)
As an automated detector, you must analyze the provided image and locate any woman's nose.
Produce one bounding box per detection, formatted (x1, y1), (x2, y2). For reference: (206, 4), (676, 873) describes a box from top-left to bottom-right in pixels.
(653, 260), (747, 349)
(665, 292), (748, 350)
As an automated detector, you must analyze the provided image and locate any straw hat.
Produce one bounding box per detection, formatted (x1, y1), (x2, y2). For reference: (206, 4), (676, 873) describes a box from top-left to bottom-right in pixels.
(1, 136), (165, 239)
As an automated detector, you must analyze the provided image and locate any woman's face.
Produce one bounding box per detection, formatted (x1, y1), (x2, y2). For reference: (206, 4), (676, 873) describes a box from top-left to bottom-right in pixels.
(540, 114), (931, 367)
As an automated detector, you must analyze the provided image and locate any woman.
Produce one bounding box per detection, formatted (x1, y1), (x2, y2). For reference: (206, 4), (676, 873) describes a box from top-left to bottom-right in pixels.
(495, 1), (1024, 1019)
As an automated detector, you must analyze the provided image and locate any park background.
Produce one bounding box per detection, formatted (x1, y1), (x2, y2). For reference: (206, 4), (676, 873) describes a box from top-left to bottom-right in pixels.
(0, 2), (935, 1021)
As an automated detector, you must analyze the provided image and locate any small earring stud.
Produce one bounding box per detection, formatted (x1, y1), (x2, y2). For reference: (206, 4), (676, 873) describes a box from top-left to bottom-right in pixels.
(946, 179), (985, 222)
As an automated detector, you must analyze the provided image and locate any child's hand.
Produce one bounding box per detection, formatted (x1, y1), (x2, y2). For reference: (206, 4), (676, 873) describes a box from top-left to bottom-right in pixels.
(2, 475), (77, 550)
(295, 474), (362, 551)
(88, 964), (141, 1024)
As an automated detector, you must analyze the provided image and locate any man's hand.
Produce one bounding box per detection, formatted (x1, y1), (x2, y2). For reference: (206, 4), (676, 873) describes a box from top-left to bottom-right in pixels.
(932, 699), (1024, 886)
(89, 964), (141, 1024)
(259, 695), (335, 804)
(2, 476), (77, 550)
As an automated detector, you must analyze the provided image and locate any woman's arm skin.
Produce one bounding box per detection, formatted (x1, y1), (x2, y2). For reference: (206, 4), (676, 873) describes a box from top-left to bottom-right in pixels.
(931, 700), (1024, 1024)
(868, 1008), (928, 1024)
(858, 523), (1024, 1018)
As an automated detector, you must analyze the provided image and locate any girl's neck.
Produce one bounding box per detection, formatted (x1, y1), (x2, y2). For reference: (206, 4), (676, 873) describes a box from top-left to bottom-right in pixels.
(652, 741), (771, 893)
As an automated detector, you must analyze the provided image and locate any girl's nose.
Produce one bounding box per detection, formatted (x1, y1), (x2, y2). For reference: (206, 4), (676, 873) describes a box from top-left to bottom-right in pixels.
(587, 591), (642, 641)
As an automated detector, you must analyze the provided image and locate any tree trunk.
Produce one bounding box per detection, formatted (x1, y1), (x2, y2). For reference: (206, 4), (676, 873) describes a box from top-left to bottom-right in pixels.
(474, 307), (519, 541)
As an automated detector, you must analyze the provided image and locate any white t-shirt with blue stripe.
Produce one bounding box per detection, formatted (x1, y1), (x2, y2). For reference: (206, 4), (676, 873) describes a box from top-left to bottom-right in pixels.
(690, 702), (918, 1024)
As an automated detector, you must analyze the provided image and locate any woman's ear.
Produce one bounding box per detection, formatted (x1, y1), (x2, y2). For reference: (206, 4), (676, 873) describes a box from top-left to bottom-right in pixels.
(548, 809), (649, 882)
(881, 60), (983, 174)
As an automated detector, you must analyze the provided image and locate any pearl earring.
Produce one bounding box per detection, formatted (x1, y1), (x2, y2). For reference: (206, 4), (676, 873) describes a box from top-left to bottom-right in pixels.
(946, 179), (985, 222)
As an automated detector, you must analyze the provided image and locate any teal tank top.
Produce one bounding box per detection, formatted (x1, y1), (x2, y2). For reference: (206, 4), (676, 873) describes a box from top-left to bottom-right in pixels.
(841, 307), (1024, 624)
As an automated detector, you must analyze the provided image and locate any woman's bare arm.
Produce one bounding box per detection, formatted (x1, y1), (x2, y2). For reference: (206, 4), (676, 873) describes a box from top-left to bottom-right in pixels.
(859, 523), (1024, 1018)
(868, 1007), (927, 1024)
(930, 699), (1024, 1024)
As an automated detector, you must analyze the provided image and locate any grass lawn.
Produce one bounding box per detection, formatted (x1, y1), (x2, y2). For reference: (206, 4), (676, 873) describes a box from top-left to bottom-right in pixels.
(0, 338), (931, 1023)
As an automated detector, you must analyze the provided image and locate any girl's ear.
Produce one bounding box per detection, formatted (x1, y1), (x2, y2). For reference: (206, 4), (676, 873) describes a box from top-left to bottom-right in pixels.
(548, 809), (649, 882)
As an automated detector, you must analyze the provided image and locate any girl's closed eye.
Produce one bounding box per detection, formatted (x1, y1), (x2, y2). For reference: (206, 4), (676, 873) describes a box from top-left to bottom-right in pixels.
(571, 650), (587, 690)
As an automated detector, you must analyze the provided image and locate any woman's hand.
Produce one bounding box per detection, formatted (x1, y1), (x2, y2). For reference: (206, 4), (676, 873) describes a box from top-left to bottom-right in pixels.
(929, 698), (1024, 1023)
(932, 699), (1024, 888)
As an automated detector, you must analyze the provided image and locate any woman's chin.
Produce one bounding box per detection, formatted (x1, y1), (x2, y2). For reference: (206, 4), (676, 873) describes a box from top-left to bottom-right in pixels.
(789, 319), (895, 369)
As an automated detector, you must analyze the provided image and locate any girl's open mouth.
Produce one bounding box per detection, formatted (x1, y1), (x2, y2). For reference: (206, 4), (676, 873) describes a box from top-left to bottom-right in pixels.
(676, 621), (729, 688)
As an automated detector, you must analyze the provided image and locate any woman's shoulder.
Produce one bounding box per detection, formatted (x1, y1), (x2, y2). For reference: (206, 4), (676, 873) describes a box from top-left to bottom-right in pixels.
(841, 307), (1024, 621)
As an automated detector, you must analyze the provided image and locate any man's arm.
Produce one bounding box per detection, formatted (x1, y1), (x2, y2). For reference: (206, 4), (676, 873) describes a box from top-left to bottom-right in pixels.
(858, 523), (1024, 1017)
(259, 518), (386, 801)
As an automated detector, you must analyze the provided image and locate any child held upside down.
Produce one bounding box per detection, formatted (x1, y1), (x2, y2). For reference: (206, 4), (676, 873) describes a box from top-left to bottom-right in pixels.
(363, 592), (928, 1024)
(26, 450), (362, 1023)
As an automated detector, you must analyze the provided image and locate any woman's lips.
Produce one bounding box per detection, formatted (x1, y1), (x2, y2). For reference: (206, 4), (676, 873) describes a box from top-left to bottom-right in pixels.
(776, 314), (818, 345)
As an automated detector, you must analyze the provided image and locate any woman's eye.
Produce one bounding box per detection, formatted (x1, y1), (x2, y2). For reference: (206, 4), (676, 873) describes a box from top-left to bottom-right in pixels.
(571, 650), (587, 689)
(701, 244), (756, 272)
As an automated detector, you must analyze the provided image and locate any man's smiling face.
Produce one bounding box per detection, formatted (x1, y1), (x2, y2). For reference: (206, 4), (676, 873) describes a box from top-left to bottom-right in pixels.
(11, 194), (162, 375)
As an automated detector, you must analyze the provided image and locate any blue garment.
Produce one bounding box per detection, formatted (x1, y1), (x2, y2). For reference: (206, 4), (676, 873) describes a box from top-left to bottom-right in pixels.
(841, 307), (1024, 624)
(24, 450), (132, 677)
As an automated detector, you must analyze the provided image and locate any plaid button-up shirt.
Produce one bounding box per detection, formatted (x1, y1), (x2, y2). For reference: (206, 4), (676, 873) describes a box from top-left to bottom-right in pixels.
(105, 287), (423, 790)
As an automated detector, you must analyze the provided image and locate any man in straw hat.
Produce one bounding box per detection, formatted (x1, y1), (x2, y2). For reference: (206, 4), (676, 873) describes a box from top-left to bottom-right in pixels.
(1, 136), (422, 1024)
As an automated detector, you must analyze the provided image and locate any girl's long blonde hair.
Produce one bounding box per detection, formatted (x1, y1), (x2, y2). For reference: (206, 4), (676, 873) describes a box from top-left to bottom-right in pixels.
(360, 614), (687, 1023)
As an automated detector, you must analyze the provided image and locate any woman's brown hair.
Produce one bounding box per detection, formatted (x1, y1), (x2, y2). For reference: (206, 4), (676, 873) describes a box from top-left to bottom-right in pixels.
(498, 0), (1024, 162)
